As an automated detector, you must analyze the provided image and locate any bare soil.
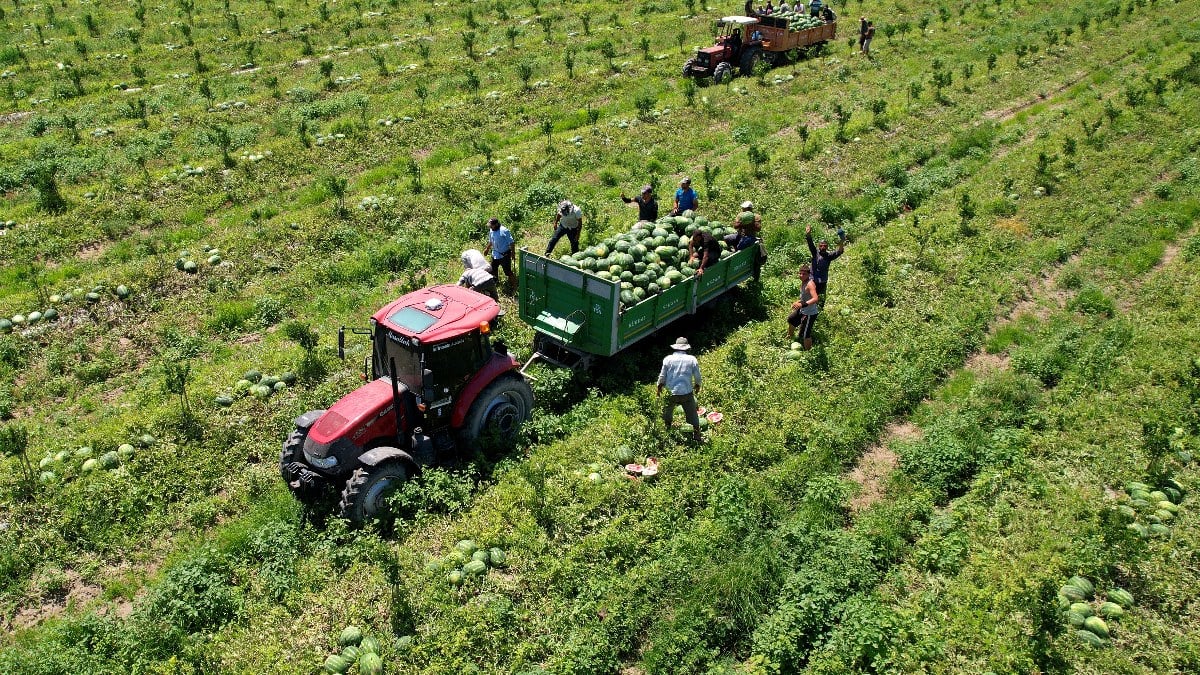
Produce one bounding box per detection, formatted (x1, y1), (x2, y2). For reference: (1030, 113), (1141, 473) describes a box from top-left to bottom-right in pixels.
(848, 422), (918, 513)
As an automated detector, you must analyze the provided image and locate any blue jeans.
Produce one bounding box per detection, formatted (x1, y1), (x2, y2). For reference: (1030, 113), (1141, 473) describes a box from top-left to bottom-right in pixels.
(546, 225), (580, 255)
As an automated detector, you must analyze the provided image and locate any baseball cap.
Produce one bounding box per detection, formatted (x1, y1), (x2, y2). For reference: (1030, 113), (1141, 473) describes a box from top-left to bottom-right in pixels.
(741, 200), (754, 209)
(641, 185), (653, 194)
(680, 177), (691, 185)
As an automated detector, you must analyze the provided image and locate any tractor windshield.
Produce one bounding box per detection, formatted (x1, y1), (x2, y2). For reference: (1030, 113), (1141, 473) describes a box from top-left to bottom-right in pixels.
(375, 325), (424, 391)
(695, 52), (710, 66)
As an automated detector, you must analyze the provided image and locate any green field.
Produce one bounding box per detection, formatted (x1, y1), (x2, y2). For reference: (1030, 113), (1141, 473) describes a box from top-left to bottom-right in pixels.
(2, 0), (1199, 670)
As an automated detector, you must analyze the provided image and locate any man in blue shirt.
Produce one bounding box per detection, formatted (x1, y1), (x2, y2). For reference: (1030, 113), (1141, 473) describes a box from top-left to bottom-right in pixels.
(484, 217), (516, 294)
(672, 177), (699, 216)
(657, 337), (703, 443)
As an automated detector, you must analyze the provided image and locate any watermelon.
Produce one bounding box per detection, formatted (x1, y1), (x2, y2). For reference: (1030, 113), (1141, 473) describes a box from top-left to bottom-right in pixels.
(11, 314), (25, 325)
(274, 381), (287, 392)
(786, 350), (803, 360)
(39, 471), (57, 484)
(488, 547), (506, 566)
(471, 549), (490, 564)
(75, 446), (93, 459)
(215, 394), (234, 407)
(1066, 610), (1088, 627)
(359, 653), (383, 675)
(609, 264), (623, 276)
(55, 450), (70, 462)
(281, 372), (297, 385)
(1083, 616), (1109, 639)
(27, 311), (42, 324)
(1148, 490), (1168, 503)
(621, 291), (635, 305)
(1149, 523), (1171, 536)
(1126, 481), (1150, 492)
(340, 646), (361, 662)
(245, 370), (262, 383)
(447, 569), (464, 586)
(0, 319), (11, 333)
(1162, 486), (1182, 503)
(359, 636), (380, 654)
(182, 260), (198, 273)
(234, 379), (252, 394)
(464, 559), (487, 576)
(455, 539), (478, 555)
(1076, 629), (1105, 647)
(138, 434), (156, 447)
(117, 444), (135, 461)
(39, 455), (56, 469)
(98, 451), (121, 470)
(1108, 588), (1134, 608)
(1097, 602), (1124, 619)
(115, 285), (131, 298)
(261, 376), (279, 388)
(1068, 602), (1093, 617)
(1157, 500), (1179, 513)
(596, 271), (612, 281)
(81, 458), (99, 472)
(447, 549), (469, 565)
(339, 625), (364, 647)
(1116, 504), (1136, 519)
(1066, 576), (1094, 598)
(43, 308), (58, 321)
(1129, 489), (1151, 501)
(324, 654), (352, 673)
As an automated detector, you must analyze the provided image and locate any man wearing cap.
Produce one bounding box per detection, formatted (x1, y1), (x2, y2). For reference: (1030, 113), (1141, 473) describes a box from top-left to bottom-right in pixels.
(806, 223), (845, 305)
(672, 177), (699, 216)
(546, 200), (584, 256)
(620, 185), (659, 222)
(484, 217), (517, 294)
(657, 337), (703, 443)
(457, 249), (497, 299)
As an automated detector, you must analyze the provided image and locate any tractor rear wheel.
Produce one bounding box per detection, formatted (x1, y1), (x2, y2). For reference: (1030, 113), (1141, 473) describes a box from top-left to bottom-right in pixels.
(713, 61), (733, 84)
(740, 48), (763, 76)
(338, 460), (409, 522)
(460, 375), (534, 448)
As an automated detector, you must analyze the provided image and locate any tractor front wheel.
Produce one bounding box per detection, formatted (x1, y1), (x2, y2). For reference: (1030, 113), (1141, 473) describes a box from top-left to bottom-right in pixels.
(682, 58), (695, 77)
(460, 375), (534, 448)
(338, 460), (409, 523)
(281, 426), (323, 503)
(713, 61), (733, 84)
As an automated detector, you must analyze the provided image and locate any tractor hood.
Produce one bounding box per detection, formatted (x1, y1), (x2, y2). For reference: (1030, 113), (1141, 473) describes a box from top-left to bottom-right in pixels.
(307, 377), (403, 450)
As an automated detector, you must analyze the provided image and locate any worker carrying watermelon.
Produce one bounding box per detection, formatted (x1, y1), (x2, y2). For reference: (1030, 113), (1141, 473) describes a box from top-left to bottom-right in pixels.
(728, 203), (766, 280)
(546, 200), (584, 255)
(657, 337), (704, 443)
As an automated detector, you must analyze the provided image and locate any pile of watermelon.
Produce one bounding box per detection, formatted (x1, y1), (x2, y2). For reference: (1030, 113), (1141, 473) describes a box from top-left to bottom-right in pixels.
(556, 210), (738, 311)
(771, 11), (825, 31)
(1057, 575), (1134, 647)
(433, 539), (506, 587)
(1119, 477), (1185, 539)
(0, 284), (129, 335)
(175, 245), (222, 273)
(323, 625), (383, 674)
(37, 438), (148, 485)
(220, 369), (296, 405)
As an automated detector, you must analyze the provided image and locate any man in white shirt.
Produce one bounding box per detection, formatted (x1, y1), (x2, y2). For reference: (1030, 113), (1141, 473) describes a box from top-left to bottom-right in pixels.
(546, 200), (584, 255)
(656, 337), (703, 442)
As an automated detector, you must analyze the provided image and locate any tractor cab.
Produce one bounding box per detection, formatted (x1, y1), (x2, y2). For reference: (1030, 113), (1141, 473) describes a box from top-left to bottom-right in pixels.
(368, 284), (503, 426)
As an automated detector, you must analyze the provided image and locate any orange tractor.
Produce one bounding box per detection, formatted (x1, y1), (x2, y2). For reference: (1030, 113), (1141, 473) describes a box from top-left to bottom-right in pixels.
(682, 14), (837, 83)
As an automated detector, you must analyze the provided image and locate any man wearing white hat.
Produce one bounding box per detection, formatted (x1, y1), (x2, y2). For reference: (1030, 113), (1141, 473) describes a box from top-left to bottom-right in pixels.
(656, 337), (703, 442)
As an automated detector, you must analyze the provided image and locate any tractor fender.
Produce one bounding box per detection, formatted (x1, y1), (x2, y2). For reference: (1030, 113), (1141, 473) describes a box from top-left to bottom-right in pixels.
(293, 409), (327, 431)
(358, 446), (418, 470)
(451, 353), (522, 428)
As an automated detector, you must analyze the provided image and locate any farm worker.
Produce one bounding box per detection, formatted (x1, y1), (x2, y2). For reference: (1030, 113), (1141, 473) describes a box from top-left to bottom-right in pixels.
(809, 0), (822, 17)
(688, 229), (723, 276)
(621, 185), (659, 222)
(726, 211), (761, 251)
(672, 177), (699, 216)
(786, 264), (820, 350)
(778, 1), (791, 12)
(457, 249), (497, 299)
(657, 337), (703, 443)
(858, 16), (869, 52)
(484, 217), (517, 294)
(764, 1), (775, 14)
(820, 5), (835, 22)
(806, 223), (845, 305)
(744, 0), (756, 16)
(546, 200), (584, 256)
(862, 21), (875, 56)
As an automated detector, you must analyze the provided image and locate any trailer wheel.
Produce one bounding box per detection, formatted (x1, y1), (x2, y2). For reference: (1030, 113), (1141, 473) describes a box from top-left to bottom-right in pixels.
(713, 61), (733, 84)
(460, 375), (534, 448)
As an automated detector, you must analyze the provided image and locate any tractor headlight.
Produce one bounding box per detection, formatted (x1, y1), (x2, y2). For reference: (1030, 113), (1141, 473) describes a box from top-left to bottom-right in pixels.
(304, 450), (338, 469)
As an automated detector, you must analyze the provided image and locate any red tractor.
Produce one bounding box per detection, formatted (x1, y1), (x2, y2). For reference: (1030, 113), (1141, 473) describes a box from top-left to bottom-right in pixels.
(280, 285), (533, 522)
(682, 14), (837, 83)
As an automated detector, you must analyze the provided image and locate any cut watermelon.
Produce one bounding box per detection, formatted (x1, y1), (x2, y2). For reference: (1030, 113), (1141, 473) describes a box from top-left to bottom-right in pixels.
(706, 412), (723, 424)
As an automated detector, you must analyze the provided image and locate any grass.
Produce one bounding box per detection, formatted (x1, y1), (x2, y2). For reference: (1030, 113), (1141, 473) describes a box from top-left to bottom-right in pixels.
(0, 0), (1199, 671)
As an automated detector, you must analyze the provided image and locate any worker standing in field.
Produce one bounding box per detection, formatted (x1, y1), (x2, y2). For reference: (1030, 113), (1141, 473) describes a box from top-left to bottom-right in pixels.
(620, 185), (659, 222)
(457, 249), (498, 299)
(657, 337), (703, 443)
(858, 16), (869, 53)
(806, 223), (845, 305)
(672, 177), (699, 216)
(484, 217), (517, 294)
(786, 264), (820, 350)
(862, 21), (875, 57)
(546, 200), (584, 256)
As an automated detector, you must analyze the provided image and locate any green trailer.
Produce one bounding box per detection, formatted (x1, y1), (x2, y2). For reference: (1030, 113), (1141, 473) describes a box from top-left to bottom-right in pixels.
(517, 245), (760, 369)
